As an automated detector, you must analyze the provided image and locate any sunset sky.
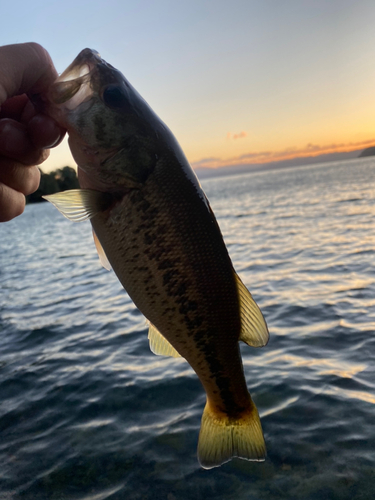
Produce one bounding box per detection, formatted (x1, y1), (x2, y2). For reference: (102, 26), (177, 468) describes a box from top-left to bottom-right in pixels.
(2, 0), (375, 173)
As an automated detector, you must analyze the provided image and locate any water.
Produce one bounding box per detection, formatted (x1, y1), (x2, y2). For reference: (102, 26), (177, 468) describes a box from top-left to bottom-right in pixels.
(1, 157), (375, 499)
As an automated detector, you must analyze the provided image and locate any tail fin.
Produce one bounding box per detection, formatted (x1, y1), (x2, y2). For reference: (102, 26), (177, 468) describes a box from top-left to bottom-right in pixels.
(197, 399), (266, 469)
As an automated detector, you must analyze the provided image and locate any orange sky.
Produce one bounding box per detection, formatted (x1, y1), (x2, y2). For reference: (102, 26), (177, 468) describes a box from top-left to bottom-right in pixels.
(12, 1), (373, 175)
(190, 138), (375, 171)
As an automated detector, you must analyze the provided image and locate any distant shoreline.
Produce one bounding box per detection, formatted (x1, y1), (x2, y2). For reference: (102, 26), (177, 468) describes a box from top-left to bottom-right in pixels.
(194, 147), (374, 180)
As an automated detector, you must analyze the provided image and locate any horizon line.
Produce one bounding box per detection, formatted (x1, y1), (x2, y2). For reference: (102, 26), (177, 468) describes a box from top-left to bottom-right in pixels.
(191, 139), (375, 171)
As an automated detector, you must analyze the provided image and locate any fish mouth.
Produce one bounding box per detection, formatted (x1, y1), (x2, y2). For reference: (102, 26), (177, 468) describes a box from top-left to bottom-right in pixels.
(48, 49), (104, 110)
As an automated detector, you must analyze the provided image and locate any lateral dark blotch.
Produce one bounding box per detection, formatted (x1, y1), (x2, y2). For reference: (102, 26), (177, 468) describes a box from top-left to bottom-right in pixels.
(162, 269), (177, 286)
(158, 259), (174, 270)
(143, 232), (155, 245)
(179, 300), (198, 314)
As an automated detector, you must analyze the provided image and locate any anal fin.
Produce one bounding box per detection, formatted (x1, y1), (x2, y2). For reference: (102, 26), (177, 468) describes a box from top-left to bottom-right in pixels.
(148, 323), (181, 358)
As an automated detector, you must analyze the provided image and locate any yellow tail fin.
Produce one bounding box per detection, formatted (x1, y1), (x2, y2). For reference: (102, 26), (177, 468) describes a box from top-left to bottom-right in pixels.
(197, 399), (266, 469)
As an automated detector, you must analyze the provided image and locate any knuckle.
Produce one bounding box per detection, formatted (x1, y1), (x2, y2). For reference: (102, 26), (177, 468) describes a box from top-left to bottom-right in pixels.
(23, 166), (41, 195)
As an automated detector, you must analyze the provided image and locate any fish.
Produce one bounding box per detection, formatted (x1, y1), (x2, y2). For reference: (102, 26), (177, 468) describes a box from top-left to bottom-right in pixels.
(37, 48), (269, 469)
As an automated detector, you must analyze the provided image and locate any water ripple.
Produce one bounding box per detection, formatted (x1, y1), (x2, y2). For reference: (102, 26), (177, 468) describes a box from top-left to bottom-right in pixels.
(1, 158), (375, 498)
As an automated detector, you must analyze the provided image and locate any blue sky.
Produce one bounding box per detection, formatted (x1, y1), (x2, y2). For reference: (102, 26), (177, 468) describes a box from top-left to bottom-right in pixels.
(2, 0), (375, 172)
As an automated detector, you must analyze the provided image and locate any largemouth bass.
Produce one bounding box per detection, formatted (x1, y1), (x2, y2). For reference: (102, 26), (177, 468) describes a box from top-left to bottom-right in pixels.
(38, 49), (269, 469)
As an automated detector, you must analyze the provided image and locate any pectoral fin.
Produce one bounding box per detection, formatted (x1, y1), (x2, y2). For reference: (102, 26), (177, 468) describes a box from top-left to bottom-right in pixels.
(92, 229), (111, 271)
(235, 273), (269, 347)
(43, 189), (112, 222)
(148, 323), (181, 358)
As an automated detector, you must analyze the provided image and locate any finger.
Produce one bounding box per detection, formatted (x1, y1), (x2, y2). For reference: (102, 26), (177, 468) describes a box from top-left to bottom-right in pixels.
(0, 43), (58, 104)
(28, 114), (65, 149)
(0, 182), (26, 222)
(0, 94), (29, 120)
(0, 160), (40, 195)
(0, 118), (49, 165)
(0, 97), (65, 148)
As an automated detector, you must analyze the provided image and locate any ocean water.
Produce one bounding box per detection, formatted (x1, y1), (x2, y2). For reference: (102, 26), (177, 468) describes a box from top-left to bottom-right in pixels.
(1, 157), (375, 499)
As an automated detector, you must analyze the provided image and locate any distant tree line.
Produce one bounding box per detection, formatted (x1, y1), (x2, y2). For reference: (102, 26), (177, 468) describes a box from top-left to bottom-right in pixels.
(26, 166), (80, 204)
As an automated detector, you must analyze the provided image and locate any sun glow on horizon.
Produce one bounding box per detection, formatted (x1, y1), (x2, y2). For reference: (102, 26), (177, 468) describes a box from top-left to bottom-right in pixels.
(190, 138), (375, 170)
(40, 134), (375, 175)
(20, 1), (375, 177)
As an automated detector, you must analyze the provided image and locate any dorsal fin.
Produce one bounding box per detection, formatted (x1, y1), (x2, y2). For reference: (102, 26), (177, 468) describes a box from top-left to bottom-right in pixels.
(148, 322), (181, 358)
(235, 273), (269, 347)
(43, 189), (112, 222)
(92, 229), (111, 271)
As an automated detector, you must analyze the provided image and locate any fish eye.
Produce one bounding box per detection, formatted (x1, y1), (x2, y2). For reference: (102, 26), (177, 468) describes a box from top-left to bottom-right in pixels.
(102, 85), (129, 109)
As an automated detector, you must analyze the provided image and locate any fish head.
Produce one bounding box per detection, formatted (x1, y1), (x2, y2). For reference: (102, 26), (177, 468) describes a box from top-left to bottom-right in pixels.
(39, 48), (161, 190)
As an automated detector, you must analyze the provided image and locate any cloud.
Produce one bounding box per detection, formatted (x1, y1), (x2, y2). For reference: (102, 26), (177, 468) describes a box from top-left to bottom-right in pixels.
(191, 156), (224, 170)
(233, 131), (247, 140)
(191, 138), (375, 170)
(227, 131), (247, 140)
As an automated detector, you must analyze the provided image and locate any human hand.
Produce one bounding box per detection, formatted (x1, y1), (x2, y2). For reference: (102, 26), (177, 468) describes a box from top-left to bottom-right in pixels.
(0, 43), (65, 222)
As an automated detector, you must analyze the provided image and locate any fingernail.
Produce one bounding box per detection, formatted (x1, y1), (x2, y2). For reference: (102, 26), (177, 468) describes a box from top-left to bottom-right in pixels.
(42, 130), (65, 149)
